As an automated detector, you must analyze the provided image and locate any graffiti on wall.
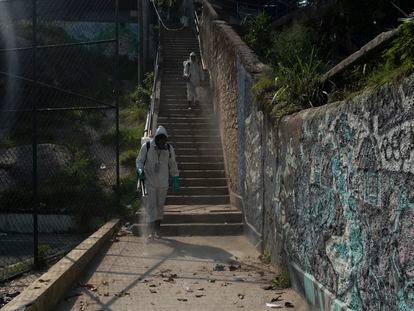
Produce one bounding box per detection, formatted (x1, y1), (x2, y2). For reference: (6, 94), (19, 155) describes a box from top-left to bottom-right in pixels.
(275, 83), (414, 310)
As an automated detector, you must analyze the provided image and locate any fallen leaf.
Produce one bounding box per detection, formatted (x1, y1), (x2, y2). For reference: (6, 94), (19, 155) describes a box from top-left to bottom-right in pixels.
(195, 294), (205, 298)
(271, 295), (282, 302)
(197, 287), (205, 291)
(177, 298), (188, 302)
(238, 294), (245, 300)
(150, 289), (157, 294)
(39, 279), (51, 283)
(261, 285), (274, 290)
(285, 302), (295, 308)
(229, 264), (241, 271)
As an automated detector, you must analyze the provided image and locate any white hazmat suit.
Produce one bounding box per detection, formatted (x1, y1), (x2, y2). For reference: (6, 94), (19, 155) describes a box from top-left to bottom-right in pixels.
(136, 126), (179, 223)
(183, 55), (202, 102)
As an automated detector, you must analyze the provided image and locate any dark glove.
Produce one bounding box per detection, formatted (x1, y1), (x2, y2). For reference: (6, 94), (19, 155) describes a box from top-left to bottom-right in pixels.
(137, 168), (145, 180)
(172, 176), (180, 193)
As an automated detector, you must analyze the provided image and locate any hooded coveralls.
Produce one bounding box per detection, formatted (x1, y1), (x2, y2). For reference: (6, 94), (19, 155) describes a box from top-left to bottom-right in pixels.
(136, 127), (179, 223)
(183, 57), (202, 101)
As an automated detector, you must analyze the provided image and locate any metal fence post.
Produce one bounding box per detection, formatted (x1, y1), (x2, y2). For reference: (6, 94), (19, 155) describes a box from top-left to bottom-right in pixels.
(32, 0), (39, 269)
(115, 0), (121, 212)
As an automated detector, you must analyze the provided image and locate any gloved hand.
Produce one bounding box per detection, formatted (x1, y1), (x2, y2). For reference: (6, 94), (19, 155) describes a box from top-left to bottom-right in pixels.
(172, 176), (180, 193)
(137, 168), (145, 180)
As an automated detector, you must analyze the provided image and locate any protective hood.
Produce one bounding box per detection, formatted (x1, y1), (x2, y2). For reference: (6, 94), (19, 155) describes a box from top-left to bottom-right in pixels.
(155, 125), (168, 138)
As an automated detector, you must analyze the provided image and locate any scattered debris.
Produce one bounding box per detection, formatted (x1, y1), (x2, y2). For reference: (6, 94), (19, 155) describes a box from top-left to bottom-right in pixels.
(149, 289), (157, 294)
(197, 287), (205, 291)
(285, 302), (295, 308)
(177, 298), (188, 302)
(271, 295), (282, 302)
(221, 282), (232, 287)
(149, 284), (158, 288)
(185, 287), (193, 293)
(233, 276), (245, 282)
(114, 291), (130, 297)
(5, 292), (20, 299)
(195, 294), (205, 298)
(103, 292), (109, 297)
(237, 294), (245, 300)
(229, 263), (241, 271)
(266, 302), (283, 308)
(208, 279), (216, 283)
(213, 264), (225, 271)
(261, 285), (275, 290)
(81, 283), (97, 292)
(38, 279), (51, 283)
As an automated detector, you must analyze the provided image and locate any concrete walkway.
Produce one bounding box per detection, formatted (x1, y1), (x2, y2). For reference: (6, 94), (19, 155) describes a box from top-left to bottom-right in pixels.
(56, 235), (310, 310)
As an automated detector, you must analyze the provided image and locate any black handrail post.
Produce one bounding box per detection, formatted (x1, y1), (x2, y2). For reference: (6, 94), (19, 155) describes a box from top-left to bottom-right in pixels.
(32, 0), (39, 269)
(115, 0), (121, 213)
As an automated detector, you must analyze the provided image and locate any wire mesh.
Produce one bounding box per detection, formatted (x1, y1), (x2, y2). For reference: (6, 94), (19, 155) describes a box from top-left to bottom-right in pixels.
(0, 0), (120, 283)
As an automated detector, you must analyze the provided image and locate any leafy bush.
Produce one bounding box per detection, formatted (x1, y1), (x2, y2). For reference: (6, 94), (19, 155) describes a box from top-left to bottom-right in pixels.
(273, 48), (325, 111)
(384, 21), (414, 70)
(244, 13), (273, 60)
(249, 22), (327, 119)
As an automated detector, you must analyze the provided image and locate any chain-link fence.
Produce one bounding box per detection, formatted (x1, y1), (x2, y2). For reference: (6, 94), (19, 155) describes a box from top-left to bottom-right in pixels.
(0, 0), (121, 282)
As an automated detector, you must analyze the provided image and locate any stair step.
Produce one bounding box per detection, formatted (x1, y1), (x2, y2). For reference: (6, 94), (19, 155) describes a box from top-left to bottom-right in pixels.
(166, 195), (230, 205)
(159, 109), (205, 115)
(160, 123), (217, 130)
(178, 162), (225, 168)
(175, 148), (223, 156)
(172, 142), (221, 148)
(179, 170), (226, 178)
(168, 186), (228, 195)
(132, 223), (243, 236)
(180, 177), (227, 186)
(168, 136), (220, 143)
(137, 212), (241, 224)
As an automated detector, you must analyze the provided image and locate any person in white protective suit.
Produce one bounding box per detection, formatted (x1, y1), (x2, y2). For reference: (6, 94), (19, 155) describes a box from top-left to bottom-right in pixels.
(183, 52), (203, 110)
(136, 126), (180, 239)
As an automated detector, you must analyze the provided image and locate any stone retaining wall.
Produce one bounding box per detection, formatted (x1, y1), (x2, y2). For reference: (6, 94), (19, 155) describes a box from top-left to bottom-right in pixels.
(200, 1), (414, 309)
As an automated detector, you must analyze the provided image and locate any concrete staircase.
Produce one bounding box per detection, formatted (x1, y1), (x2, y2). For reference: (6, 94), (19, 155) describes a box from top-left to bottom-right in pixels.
(154, 26), (243, 236)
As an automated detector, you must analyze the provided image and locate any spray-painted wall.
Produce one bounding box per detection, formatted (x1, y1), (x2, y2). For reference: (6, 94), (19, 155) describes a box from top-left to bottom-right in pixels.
(272, 79), (414, 310)
(200, 1), (414, 309)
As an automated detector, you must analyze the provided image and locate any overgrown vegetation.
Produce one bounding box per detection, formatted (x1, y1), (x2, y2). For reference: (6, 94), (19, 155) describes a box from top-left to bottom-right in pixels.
(247, 18), (328, 119)
(116, 72), (154, 211)
(245, 10), (414, 120)
(330, 21), (414, 101)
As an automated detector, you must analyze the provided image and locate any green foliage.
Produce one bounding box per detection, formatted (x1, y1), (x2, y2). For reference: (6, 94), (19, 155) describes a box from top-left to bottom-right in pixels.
(119, 172), (142, 212)
(36, 244), (51, 268)
(120, 149), (138, 166)
(244, 13), (273, 60)
(249, 22), (326, 119)
(268, 24), (321, 69)
(253, 68), (275, 100)
(384, 21), (414, 70)
(128, 72), (154, 108)
(329, 21), (414, 102)
(273, 48), (325, 111)
(101, 124), (144, 149)
(272, 267), (291, 289)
